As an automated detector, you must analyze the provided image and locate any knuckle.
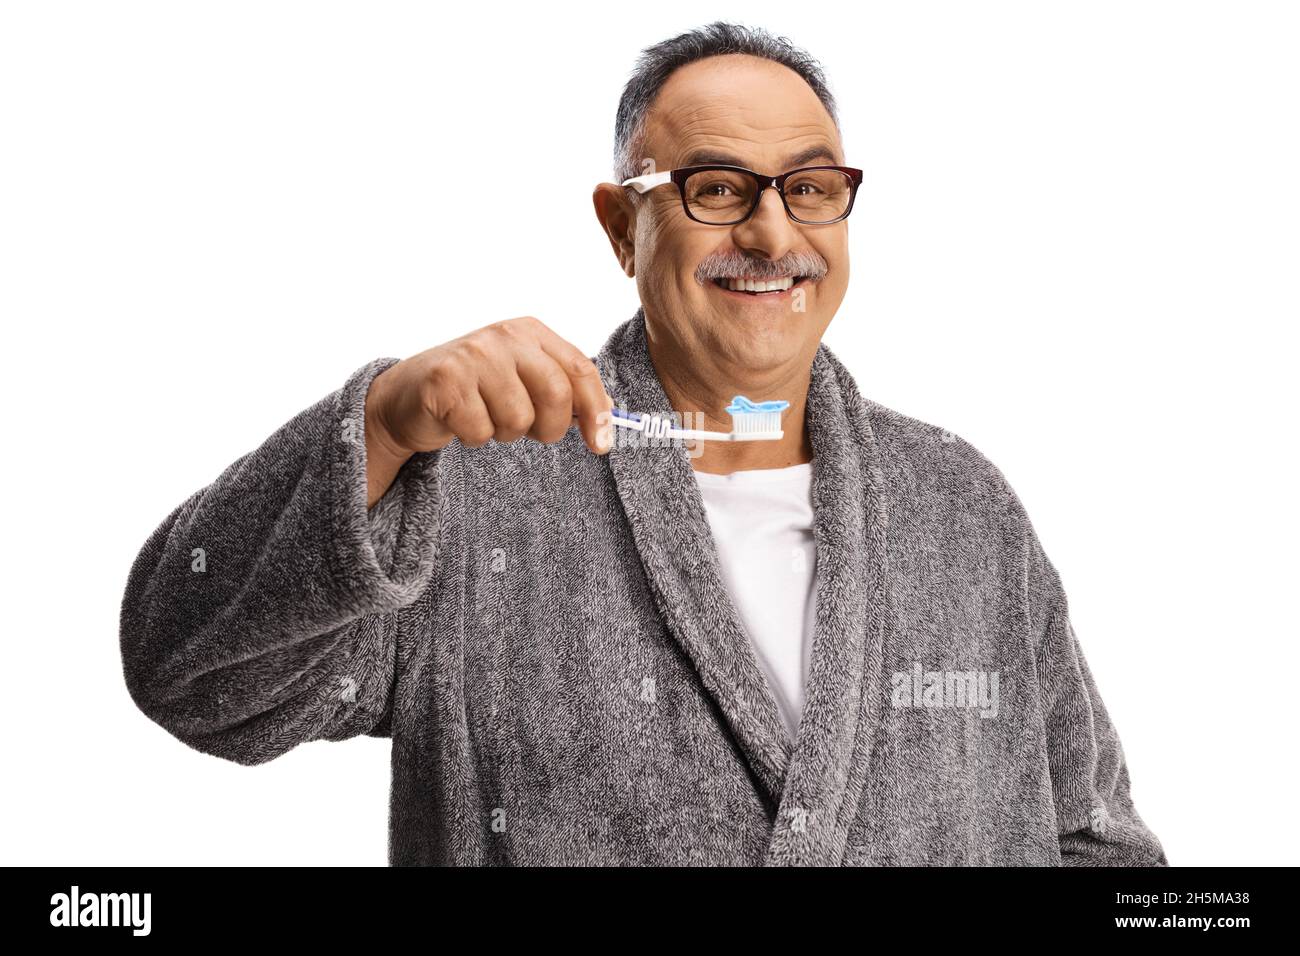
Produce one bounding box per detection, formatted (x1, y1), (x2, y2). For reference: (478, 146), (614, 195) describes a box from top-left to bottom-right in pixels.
(534, 371), (573, 409)
(498, 402), (535, 437)
(458, 334), (494, 363)
(461, 420), (495, 447)
(567, 353), (598, 378)
(423, 361), (466, 415)
(424, 351), (454, 386)
(493, 316), (538, 342)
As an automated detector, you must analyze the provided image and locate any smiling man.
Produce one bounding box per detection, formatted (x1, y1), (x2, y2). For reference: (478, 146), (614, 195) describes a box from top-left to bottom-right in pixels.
(595, 48), (849, 486)
(120, 22), (1167, 866)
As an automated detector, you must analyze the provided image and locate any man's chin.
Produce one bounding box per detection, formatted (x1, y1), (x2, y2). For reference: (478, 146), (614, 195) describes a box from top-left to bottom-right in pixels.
(699, 308), (816, 375)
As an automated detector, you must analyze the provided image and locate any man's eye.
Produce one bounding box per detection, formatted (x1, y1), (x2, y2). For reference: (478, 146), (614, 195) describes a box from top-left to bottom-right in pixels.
(788, 181), (825, 196)
(697, 181), (734, 197)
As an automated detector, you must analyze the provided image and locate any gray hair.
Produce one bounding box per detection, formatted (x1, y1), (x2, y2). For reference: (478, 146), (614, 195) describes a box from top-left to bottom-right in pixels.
(613, 22), (840, 185)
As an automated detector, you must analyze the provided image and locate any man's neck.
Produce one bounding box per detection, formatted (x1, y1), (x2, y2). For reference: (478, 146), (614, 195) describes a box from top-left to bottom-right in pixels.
(643, 333), (815, 475)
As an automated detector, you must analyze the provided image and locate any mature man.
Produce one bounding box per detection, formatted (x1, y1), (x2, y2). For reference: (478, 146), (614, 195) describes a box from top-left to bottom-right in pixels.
(120, 22), (1167, 865)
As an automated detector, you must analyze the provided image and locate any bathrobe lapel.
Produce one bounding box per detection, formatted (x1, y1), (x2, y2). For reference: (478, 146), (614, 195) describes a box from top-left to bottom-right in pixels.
(601, 316), (794, 808)
(598, 311), (891, 865)
(762, 332), (891, 866)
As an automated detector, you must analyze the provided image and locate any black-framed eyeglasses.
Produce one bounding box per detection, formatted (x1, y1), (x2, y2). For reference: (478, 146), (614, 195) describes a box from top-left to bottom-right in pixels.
(621, 164), (863, 225)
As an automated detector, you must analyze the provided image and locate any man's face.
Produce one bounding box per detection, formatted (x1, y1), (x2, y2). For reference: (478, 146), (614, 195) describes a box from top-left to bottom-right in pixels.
(611, 54), (851, 378)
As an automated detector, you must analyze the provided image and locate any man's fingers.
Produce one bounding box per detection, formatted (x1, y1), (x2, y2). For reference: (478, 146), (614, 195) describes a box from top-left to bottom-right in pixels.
(514, 349), (574, 444)
(439, 382), (496, 449)
(423, 318), (612, 454)
(533, 325), (612, 453)
(477, 365), (538, 444)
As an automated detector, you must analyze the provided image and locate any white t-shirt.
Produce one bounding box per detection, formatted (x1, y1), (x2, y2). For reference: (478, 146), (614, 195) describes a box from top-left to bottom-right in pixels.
(691, 461), (818, 741)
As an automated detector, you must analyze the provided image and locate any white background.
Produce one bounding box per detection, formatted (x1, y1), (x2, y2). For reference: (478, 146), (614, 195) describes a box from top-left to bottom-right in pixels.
(1, 1), (1296, 865)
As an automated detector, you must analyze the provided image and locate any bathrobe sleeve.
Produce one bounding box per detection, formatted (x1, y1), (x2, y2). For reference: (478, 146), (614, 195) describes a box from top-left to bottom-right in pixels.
(119, 357), (443, 766)
(1026, 524), (1169, 866)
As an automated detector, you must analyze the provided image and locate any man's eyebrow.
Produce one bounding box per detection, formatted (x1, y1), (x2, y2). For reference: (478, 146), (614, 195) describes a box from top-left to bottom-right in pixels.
(679, 145), (841, 170)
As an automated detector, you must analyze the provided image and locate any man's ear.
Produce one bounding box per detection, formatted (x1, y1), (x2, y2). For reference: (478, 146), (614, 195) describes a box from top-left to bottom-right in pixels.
(592, 183), (636, 277)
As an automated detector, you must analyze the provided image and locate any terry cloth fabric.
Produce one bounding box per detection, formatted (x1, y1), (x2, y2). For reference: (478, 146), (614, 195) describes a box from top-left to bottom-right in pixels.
(119, 307), (1168, 866)
(692, 462), (818, 743)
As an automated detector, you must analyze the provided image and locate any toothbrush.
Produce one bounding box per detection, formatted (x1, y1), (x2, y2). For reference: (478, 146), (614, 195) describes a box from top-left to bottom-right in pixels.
(608, 395), (790, 442)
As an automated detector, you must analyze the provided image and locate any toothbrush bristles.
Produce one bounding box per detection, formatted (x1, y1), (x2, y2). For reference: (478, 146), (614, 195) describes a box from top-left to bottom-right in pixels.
(734, 412), (781, 433)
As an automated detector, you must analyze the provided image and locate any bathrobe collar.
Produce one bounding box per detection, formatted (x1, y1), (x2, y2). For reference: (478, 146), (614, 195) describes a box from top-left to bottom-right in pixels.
(597, 309), (891, 865)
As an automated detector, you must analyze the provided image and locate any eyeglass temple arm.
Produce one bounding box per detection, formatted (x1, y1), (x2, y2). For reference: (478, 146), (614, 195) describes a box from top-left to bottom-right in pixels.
(620, 170), (672, 193)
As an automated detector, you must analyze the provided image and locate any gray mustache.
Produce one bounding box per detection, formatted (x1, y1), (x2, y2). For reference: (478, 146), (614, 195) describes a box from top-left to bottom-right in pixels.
(695, 250), (829, 283)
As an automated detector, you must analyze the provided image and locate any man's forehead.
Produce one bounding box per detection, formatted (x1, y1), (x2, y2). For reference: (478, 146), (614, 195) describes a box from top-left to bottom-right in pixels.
(642, 55), (842, 170)
(676, 143), (841, 171)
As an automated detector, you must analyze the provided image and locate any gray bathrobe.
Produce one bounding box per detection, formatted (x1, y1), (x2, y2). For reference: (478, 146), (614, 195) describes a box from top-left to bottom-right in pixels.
(119, 308), (1168, 866)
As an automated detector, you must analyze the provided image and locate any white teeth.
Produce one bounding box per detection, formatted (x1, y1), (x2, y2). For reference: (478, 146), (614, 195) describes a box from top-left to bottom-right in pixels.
(724, 276), (794, 293)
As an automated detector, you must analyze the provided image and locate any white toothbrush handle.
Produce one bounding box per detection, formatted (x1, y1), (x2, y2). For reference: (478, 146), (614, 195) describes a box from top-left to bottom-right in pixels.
(607, 411), (781, 442)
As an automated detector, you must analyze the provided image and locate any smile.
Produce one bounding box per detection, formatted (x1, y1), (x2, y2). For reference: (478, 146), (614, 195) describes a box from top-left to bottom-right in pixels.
(709, 275), (811, 296)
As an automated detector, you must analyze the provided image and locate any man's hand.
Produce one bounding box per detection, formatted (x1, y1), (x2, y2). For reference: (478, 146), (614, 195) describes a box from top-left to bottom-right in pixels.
(363, 316), (614, 507)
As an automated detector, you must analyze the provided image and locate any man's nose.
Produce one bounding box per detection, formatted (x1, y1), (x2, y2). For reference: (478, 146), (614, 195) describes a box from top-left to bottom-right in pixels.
(730, 185), (800, 262)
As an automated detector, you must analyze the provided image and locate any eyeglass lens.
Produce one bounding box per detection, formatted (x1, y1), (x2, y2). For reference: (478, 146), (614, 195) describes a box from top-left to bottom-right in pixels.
(682, 168), (854, 224)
